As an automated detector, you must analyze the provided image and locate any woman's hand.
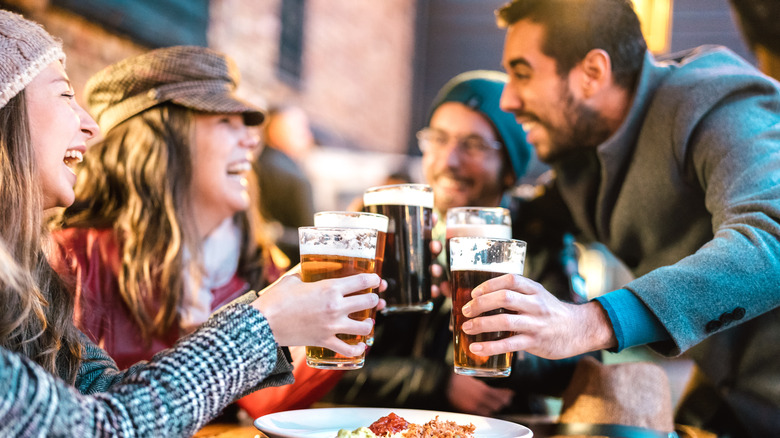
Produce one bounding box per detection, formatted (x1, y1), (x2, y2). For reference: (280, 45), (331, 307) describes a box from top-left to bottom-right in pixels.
(252, 272), (382, 357)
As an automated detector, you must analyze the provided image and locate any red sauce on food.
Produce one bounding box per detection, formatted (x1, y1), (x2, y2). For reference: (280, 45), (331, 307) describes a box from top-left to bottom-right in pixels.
(368, 412), (410, 435)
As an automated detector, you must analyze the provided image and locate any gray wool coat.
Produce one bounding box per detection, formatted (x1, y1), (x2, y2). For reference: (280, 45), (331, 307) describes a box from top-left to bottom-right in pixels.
(0, 301), (293, 437)
(547, 46), (780, 436)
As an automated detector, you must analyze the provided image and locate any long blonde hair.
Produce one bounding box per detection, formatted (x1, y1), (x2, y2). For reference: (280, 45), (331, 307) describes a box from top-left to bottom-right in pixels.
(55, 104), (274, 341)
(0, 91), (83, 383)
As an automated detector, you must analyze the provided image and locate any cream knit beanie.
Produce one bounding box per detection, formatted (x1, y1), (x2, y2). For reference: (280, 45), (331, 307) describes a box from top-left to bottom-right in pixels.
(0, 9), (65, 109)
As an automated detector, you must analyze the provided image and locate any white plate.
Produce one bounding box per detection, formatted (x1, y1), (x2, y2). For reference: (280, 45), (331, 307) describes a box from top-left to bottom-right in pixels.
(254, 407), (532, 438)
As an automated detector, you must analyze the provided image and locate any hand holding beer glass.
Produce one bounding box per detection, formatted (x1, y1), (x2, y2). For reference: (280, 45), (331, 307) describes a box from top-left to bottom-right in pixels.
(313, 211), (388, 346)
(299, 226), (379, 369)
(450, 237), (526, 377)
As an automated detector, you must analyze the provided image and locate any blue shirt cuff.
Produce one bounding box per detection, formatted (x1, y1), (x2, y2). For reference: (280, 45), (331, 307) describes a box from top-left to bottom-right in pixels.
(594, 289), (669, 352)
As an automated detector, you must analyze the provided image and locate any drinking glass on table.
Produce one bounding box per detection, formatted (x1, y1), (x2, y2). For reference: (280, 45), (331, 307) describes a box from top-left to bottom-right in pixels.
(313, 211), (389, 346)
(363, 184), (434, 313)
(299, 226), (378, 369)
(450, 236), (526, 377)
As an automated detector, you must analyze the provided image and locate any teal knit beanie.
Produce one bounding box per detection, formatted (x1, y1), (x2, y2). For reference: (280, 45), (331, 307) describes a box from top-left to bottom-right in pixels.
(427, 70), (532, 180)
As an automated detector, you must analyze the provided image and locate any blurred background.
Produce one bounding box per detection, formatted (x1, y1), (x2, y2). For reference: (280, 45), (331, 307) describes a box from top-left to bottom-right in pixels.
(0, 0), (754, 213)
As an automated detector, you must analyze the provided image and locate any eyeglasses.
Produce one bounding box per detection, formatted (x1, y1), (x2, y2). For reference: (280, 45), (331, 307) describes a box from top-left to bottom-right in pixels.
(416, 128), (502, 158)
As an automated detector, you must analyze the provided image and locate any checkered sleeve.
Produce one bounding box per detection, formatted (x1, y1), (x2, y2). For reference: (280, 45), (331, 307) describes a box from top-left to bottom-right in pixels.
(0, 302), (293, 437)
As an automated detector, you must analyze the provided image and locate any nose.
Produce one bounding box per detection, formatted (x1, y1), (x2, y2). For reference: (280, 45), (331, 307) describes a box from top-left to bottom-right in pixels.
(239, 125), (261, 160)
(443, 138), (463, 168)
(76, 102), (100, 140)
(499, 83), (521, 114)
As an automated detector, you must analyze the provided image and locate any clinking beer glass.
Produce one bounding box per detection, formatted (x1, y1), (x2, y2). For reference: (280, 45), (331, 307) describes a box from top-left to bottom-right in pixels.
(313, 211), (389, 346)
(450, 236), (526, 377)
(299, 226), (378, 369)
(363, 184), (434, 313)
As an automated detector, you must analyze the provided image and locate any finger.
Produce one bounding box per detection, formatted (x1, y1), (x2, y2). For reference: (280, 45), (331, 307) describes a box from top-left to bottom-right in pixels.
(321, 273), (380, 296)
(377, 279), (388, 293)
(431, 262), (444, 278)
(439, 280), (452, 299)
(471, 273), (528, 298)
(431, 284), (441, 299)
(430, 239), (442, 255)
(462, 311), (524, 335)
(469, 334), (530, 357)
(462, 289), (521, 318)
(342, 292), (380, 315)
(325, 339), (367, 357)
(335, 315), (375, 336)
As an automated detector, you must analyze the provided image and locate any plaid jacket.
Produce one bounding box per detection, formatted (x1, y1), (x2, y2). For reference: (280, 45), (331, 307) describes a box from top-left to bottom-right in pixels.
(0, 303), (294, 437)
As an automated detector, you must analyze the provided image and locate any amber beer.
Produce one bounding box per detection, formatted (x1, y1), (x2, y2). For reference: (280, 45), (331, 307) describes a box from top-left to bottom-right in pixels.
(450, 237), (526, 377)
(313, 211), (389, 346)
(363, 184), (434, 312)
(299, 226), (378, 369)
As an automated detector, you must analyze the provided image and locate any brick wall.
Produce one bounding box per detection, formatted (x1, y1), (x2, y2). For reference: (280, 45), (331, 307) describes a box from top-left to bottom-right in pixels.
(5, 0), (416, 154)
(209, 0), (416, 154)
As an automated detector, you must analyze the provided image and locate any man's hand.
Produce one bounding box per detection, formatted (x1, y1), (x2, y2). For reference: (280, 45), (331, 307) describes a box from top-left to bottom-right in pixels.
(446, 373), (514, 416)
(461, 274), (617, 359)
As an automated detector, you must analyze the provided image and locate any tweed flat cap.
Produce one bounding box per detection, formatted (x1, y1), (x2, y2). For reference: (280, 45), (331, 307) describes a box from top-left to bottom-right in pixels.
(427, 70), (532, 180)
(84, 45), (264, 133)
(0, 9), (65, 109)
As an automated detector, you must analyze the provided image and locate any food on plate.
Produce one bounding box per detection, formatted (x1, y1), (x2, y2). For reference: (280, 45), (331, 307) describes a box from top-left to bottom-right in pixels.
(336, 412), (476, 438)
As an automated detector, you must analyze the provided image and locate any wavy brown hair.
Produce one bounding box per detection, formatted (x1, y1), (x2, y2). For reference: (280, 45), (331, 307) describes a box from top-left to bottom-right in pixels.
(0, 91), (83, 383)
(54, 103), (274, 341)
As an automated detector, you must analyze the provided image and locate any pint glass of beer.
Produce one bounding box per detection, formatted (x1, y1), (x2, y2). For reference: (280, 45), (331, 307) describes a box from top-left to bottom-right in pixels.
(450, 236), (526, 377)
(299, 226), (378, 369)
(313, 211), (389, 346)
(363, 184), (434, 313)
(445, 207), (512, 275)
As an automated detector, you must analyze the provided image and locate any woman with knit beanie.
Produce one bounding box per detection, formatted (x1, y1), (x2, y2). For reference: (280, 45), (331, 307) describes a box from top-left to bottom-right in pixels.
(0, 9), (381, 437)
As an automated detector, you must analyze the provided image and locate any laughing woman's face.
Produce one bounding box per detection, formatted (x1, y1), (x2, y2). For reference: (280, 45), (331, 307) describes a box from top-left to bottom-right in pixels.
(25, 62), (98, 209)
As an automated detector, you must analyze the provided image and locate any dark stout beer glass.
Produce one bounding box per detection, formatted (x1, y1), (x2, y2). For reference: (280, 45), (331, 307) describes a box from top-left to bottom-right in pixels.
(313, 211), (389, 346)
(363, 184), (434, 313)
(450, 236), (526, 377)
(299, 226), (378, 369)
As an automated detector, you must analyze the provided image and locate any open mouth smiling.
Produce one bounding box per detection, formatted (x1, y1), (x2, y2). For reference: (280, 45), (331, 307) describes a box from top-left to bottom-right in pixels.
(63, 148), (84, 169)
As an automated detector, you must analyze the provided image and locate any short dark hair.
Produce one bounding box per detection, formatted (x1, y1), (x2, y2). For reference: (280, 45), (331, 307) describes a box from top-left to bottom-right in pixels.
(496, 0), (647, 90)
(729, 0), (780, 57)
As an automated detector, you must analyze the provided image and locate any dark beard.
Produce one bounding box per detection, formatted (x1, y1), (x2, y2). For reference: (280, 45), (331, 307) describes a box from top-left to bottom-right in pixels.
(546, 83), (613, 162)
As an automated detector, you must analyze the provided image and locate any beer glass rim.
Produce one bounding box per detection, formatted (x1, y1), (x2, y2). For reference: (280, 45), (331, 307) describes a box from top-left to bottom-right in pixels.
(449, 236), (526, 246)
(364, 183), (432, 193)
(446, 206), (510, 215)
(313, 211), (390, 232)
(363, 183), (434, 208)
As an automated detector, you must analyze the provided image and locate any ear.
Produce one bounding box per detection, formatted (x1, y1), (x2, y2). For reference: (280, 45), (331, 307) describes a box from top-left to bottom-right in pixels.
(578, 49), (612, 98)
(502, 165), (516, 190)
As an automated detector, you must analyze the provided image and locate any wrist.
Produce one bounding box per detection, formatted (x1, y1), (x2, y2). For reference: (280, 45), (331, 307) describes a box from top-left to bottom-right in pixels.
(581, 300), (618, 351)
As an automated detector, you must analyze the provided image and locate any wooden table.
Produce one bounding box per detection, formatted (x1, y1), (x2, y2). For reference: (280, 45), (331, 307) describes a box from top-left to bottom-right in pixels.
(192, 424), (268, 438)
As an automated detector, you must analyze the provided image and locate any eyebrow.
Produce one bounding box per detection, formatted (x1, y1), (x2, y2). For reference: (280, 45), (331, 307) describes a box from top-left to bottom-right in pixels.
(507, 58), (532, 69)
(50, 77), (72, 87)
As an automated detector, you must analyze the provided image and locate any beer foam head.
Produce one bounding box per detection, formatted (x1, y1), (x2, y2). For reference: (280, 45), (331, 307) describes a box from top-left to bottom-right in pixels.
(314, 211), (389, 233)
(299, 227), (377, 259)
(449, 237), (526, 274)
(363, 184), (434, 208)
(446, 207), (511, 226)
(446, 223), (512, 240)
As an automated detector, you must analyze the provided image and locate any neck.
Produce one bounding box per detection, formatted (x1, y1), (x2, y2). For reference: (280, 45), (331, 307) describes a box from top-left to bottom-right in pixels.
(598, 84), (635, 139)
(756, 45), (780, 82)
